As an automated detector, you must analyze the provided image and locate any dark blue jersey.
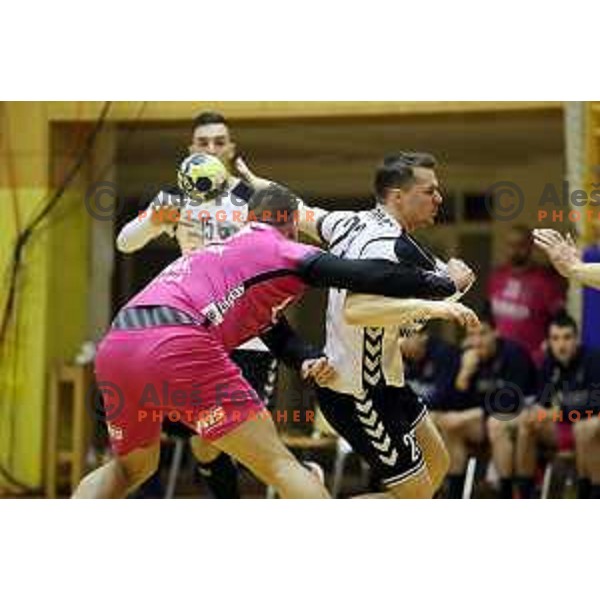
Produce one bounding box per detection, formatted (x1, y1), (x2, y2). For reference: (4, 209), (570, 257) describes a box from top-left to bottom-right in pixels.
(449, 338), (538, 414)
(538, 346), (600, 416)
(405, 337), (460, 410)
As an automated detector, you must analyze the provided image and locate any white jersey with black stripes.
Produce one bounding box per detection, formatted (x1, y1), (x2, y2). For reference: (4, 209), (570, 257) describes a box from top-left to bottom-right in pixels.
(316, 205), (450, 399)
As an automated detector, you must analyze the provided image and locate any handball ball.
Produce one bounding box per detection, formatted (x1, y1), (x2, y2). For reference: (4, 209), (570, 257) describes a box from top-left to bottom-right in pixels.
(177, 153), (228, 202)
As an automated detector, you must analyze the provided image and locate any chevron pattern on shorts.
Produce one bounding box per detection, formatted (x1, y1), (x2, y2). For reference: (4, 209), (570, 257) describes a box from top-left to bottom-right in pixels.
(353, 394), (399, 468)
(357, 410), (378, 427)
(362, 327), (384, 389)
(379, 448), (399, 466)
(371, 434), (392, 453)
(365, 421), (383, 439)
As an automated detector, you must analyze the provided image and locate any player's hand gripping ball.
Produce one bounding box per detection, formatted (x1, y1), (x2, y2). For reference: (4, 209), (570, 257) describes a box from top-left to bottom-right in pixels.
(177, 153), (228, 203)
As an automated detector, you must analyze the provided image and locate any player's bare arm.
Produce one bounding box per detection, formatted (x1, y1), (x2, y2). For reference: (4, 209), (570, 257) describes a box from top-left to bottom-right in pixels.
(234, 156), (328, 241)
(568, 263), (600, 288)
(454, 347), (480, 391)
(342, 251), (478, 330)
(534, 228), (600, 288)
(343, 295), (480, 332)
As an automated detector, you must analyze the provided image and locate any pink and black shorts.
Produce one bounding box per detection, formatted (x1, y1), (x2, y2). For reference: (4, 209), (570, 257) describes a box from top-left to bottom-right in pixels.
(94, 322), (266, 456)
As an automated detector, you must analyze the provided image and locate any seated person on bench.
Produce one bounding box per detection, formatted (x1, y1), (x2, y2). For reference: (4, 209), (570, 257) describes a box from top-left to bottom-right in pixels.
(435, 309), (537, 498)
(515, 311), (600, 499)
(402, 327), (459, 413)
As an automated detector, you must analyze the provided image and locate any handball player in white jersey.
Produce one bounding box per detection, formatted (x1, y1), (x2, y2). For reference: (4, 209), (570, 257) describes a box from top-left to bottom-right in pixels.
(238, 152), (478, 498)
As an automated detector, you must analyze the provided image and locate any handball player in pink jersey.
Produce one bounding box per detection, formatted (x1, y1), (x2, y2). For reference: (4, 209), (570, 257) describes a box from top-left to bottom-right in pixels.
(73, 185), (476, 499)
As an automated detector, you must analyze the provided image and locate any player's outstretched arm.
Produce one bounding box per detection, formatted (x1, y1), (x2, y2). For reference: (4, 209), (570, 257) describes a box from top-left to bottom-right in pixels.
(534, 228), (600, 288)
(343, 295), (480, 332)
(568, 263), (600, 288)
(298, 252), (458, 299)
(234, 156), (328, 242)
(116, 204), (174, 253)
(297, 250), (477, 329)
(233, 156), (272, 191)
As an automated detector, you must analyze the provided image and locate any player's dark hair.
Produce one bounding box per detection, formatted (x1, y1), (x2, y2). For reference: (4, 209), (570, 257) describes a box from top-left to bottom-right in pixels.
(374, 152), (437, 202)
(248, 184), (299, 227)
(192, 111), (228, 131)
(547, 310), (578, 336)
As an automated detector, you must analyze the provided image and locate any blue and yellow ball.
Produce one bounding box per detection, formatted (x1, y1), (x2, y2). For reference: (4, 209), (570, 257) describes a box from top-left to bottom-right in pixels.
(177, 153), (228, 202)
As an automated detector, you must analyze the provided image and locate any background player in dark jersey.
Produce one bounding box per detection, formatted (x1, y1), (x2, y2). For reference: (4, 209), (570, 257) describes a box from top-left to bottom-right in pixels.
(515, 312), (600, 498)
(402, 328), (461, 413)
(534, 228), (600, 290)
(437, 310), (537, 498)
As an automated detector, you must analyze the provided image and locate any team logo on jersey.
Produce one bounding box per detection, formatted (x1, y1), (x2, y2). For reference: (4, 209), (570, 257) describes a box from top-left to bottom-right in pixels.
(201, 285), (245, 325)
(201, 303), (224, 325)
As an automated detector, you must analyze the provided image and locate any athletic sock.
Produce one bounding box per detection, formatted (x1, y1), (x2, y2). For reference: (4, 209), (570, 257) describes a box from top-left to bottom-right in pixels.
(197, 453), (240, 499)
(577, 478), (592, 499)
(590, 484), (600, 499)
(499, 478), (513, 499)
(515, 476), (535, 499)
(446, 473), (466, 499)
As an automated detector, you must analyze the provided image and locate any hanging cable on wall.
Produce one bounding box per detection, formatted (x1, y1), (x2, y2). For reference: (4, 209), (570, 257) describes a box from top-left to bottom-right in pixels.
(0, 101), (113, 493)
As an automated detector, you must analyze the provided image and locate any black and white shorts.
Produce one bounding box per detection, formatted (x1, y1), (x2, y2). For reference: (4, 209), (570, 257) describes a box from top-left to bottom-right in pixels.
(317, 384), (428, 488)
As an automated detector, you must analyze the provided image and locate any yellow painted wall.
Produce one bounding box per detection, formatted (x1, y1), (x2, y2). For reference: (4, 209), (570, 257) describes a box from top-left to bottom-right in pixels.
(0, 206), (50, 487)
(0, 102), (51, 490)
(0, 103), (94, 491)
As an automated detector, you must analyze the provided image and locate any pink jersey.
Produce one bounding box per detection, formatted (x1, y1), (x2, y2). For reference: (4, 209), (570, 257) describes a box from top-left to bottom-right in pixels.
(126, 224), (318, 351)
(487, 264), (565, 364)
